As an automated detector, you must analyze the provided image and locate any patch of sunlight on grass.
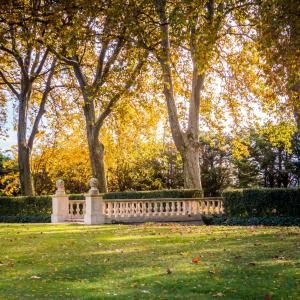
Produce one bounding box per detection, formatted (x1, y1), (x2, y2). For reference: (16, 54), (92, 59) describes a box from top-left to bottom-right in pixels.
(0, 224), (299, 300)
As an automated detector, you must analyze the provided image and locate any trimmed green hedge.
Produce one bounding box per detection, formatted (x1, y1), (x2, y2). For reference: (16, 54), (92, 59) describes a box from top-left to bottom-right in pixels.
(69, 194), (85, 200)
(0, 215), (51, 223)
(0, 196), (52, 216)
(103, 189), (203, 199)
(222, 188), (300, 217)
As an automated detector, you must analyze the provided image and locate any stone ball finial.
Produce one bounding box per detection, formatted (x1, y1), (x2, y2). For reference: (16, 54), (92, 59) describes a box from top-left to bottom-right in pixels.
(55, 179), (65, 195)
(89, 177), (99, 195)
(89, 178), (98, 188)
(56, 179), (65, 190)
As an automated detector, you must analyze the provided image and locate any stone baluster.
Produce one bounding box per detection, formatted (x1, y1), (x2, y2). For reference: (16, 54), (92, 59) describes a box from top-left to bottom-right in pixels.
(216, 200), (220, 214)
(182, 201), (186, 215)
(51, 179), (69, 223)
(190, 200), (196, 215)
(200, 201), (204, 215)
(220, 200), (224, 214)
(153, 202), (157, 216)
(176, 201), (180, 215)
(84, 178), (105, 225)
(74, 203), (78, 217)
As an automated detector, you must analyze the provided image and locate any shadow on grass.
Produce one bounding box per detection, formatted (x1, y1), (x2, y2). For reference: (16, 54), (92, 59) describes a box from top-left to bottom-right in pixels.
(0, 225), (299, 299)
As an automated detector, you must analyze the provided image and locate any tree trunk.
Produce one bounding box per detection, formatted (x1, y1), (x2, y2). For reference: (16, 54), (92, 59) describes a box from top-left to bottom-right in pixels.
(154, 0), (204, 190)
(182, 143), (202, 189)
(18, 144), (34, 196)
(86, 126), (107, 193)
(18, 94), (34, 196)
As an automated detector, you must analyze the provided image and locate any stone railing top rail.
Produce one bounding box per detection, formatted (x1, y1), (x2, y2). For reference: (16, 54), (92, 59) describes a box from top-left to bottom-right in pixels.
(68, 199), (85, 202)
(103, 197), (224, 202)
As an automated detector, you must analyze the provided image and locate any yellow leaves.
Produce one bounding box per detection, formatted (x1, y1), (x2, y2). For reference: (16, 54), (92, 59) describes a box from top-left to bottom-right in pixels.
(0, 158), (20, 196)
(258, 122), (296, 152)
(192, 256), (201, 264)
(231, 139), (250, 160)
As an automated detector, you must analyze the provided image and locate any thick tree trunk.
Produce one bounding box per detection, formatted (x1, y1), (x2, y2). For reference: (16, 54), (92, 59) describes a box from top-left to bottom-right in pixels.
(86, 126), (107, 193)
(18, 93), (34, 196)
(73, 64), (108, 193)
(182, 144), (202, 189)
(154, 0), (204, 190)
(18, 144), (34, 196)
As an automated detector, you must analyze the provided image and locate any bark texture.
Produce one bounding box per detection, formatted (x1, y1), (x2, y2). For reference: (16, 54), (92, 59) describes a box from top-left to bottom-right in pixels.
(0, 39), (56, 195)
(154, 0), (205, 189)
(87, 129), (107, 193)
(71, 48), (147, 192)
(17, 78), (34, 195)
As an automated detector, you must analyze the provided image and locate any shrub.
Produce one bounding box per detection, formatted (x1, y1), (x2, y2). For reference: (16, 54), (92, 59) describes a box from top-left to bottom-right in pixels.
(103, 189), (203, 199)
(69, 194), (85, 200)
(222, 188), (300, 217)
(0, 215), (51, 223)
(0, 196), (52, 217)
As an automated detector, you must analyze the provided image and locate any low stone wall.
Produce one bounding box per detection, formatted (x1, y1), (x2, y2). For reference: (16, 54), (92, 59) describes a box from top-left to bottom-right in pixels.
(102, 198), (223, 223)
(51, 179), (224, 225)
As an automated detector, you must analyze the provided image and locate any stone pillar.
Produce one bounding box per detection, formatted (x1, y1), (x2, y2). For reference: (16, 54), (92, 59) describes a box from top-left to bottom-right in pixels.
(84, 178), (105, 225)
(51, 179), (69, 223)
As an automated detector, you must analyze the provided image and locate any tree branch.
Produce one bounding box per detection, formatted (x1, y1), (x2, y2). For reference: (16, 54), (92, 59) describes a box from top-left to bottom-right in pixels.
(32, 48), (49, 78)
(93, 40), (109, 86)
(94, 29), (126, 89)
(94, 51), (148, 134)
(154, 0), (185, 151)
(28, 58), (57, 150)
(0, 68), (20, 97)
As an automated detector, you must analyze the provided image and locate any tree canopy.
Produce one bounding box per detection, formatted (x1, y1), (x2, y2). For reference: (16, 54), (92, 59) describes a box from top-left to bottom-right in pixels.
(0, 0), (299, 195)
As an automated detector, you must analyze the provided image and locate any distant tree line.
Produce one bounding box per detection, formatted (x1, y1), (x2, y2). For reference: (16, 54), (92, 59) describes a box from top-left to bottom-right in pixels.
(1, 127), (300, 196)
(0, 0), (299, 195)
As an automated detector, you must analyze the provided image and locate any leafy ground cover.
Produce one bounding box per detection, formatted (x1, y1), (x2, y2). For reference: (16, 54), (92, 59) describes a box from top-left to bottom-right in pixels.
(0, 224), (299, 299)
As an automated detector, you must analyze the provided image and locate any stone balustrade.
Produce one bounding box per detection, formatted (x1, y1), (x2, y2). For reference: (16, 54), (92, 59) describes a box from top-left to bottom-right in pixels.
(199, 198), (224, 215)
(69, 200), (85, 221)
(102, 197), (224, 223)
(51, 178), (224, 225)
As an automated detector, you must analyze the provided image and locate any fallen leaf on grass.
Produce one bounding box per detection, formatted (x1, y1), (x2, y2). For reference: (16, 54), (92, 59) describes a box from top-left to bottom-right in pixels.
(192, 256), (201, 264)
(272, 255), (285, 260)
(166, 268), (172, 274)
(213, 292), (224, 297)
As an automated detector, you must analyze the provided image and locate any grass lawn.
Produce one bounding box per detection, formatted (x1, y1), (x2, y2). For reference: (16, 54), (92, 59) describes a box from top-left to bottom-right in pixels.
(0, 224), (299, 300)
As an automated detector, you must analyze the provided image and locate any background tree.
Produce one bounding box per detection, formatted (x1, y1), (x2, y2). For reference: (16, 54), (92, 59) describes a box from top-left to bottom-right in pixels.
(0, 2), (57, 195)
(234, 123), (299, 188)
(254, 0), (300, 130)
(130, 0), (259, 189)
(200, 137), (233, 196)
(44, 1), (148, 192)
(0, 151), (19, 196)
